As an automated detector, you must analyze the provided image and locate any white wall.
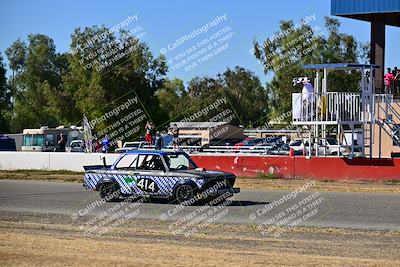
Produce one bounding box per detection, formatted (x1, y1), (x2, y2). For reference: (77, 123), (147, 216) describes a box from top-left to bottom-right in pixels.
(0, 152), (120, 172)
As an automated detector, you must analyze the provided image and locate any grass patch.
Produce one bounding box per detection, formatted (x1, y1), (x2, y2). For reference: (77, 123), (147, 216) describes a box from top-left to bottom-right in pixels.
(0, 169), (83, 175)
(0, 169), (83, 183)
(384, 180), (400, 185)
(255, 172), (278, 180)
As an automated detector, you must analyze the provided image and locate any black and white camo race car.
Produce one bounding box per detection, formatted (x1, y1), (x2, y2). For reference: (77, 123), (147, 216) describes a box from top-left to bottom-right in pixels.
(83, 150), (240, 203)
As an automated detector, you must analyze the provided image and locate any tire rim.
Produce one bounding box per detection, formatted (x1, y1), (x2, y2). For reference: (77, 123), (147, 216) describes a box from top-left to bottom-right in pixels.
(102, 184), (114, 196)
(177, 185), (192, 201)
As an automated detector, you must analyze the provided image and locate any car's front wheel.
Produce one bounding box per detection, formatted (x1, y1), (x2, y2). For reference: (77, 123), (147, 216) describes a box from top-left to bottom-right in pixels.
(174, 184), (195, 204)
(99, 183), (120, 202)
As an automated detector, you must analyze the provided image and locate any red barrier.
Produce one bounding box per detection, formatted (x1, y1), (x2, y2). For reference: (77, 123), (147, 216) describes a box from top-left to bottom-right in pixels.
(191, 154), (400, 181)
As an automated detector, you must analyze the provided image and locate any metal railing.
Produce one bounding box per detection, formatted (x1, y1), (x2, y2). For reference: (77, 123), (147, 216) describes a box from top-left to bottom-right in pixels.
(292, 92), (362, 123)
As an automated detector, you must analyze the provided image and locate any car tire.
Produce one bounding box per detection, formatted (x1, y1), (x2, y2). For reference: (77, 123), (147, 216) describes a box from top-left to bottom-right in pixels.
(174, 184), (195, 204)
(99, 183), (120, 202)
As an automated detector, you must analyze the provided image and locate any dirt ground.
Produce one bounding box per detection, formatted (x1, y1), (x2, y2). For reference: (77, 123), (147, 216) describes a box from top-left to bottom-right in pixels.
(0, 211), (399, 267)
(1, 171), (400, 266)
(1, 170), (400, 193)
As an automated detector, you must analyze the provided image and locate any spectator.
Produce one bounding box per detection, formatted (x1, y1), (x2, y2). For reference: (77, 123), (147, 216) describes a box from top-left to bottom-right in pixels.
(169, 123), (179, 150)
(145, 121), (154, 147)
(393, 67), (400, 97)
(384, 68), (394, 94)
(301, 77), (314, 102)
(154, 132), (163, 150)
(300, 77), (314, 120)
(93, 138), (101, 153)
(101, 135), (110, 153)
(57, 133), (66, 152)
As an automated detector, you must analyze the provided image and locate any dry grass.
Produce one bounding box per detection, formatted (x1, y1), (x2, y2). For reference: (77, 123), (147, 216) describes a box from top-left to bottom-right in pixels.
(0, 170), (84, 183)
(0, 219), (399, 267)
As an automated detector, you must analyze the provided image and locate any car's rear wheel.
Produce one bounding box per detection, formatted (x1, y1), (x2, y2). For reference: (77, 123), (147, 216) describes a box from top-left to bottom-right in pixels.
(174, 184), (195, 204)
(99, 183), (120, 202)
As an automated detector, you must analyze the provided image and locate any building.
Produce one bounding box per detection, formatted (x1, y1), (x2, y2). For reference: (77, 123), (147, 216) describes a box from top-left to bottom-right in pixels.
(331, 0), (400, 91)
(292, 63), (399, 158)
(171, 122), (245, 146)
(330, 0), (400, 158)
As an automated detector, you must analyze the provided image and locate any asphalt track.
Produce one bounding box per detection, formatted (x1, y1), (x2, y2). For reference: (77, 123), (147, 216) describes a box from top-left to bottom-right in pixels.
(0, 179), (399, 231)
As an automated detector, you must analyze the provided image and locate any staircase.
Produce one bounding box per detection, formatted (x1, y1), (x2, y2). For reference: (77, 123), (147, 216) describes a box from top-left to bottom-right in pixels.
(375, 95), (400, 147)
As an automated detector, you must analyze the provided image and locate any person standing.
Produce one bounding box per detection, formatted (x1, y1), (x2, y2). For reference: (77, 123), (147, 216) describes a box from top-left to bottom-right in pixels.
(57, 133), (66, 152)
(301, 77), (314, 120)
(154, 132), (163, 150)
(393, 67), (400, 97)
(145, 121), (154, 147)
(384, 68), (394, 94)
(169, 123), (179, 150)
(101, 135), (110, 153)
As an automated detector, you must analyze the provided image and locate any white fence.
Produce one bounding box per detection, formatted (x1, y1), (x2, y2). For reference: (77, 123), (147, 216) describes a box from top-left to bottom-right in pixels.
(292, 92), (362, 123)
(0, 152), (120, 172)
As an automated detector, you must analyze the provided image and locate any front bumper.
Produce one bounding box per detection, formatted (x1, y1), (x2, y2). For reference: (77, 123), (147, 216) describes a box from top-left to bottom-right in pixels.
(207, 187), (240, 196)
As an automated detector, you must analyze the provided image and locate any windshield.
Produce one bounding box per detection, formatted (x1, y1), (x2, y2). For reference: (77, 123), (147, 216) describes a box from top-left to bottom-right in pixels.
(23, 134), (44, 146)
(71, 141), (83, 148)
(326, 138), (338, 145)
(290, 140), (302, 146)
(125, 143), (139, 148)
(163, 153), (197, 171)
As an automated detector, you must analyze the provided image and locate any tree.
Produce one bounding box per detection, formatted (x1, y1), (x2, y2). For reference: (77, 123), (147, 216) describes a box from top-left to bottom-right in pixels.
(5, 26), (169, 135)
(5, 34), (65, 132)
(221, 66), (269, 126)
(254, 17), (368, 120)
(156, 78), (188, 119)
(0, 53), (11, 132)
(156, 67), (268, 127)
(67, 26), (169, 128)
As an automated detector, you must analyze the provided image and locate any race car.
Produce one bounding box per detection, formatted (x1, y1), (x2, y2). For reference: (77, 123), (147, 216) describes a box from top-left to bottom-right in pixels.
(83, 150), (240, 203)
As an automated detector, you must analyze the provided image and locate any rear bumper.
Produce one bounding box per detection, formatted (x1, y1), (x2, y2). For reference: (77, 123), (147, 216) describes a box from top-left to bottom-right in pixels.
(208, 187), (240, 196)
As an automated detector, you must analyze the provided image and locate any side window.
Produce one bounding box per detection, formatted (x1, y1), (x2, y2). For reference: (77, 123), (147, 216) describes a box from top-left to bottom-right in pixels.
(23, 135), (32, 146)
(45, 134), (55, 146)
(136, 154), (165, 171)
(115, 154), (138, 170)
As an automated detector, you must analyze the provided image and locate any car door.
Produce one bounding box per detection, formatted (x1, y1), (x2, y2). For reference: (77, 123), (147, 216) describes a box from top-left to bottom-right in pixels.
(133, 154), (170, 197)
(109, 153), (141, 195)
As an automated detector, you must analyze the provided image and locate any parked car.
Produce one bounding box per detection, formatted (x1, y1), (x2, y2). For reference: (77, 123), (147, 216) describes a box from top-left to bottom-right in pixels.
(115, 141), (150, 153)
(67, 140), (85, 152)
(199, 139), (244, 153)
(316, 138), (347, 155)
(267, 143), (291, 155)
(83, 150), (240, 204)
(290, 138), (346, 156)
(0, 136), (16, 151)
(289, 139), (304, 153)
(234, 138), (267, 151)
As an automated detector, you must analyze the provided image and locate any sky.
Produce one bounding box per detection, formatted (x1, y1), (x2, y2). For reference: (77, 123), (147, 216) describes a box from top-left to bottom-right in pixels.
(0, 0), (399, 85)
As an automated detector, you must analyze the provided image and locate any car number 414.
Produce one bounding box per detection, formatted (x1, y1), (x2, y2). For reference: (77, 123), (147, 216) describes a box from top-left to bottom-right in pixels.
(137, 178), (158, 193)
